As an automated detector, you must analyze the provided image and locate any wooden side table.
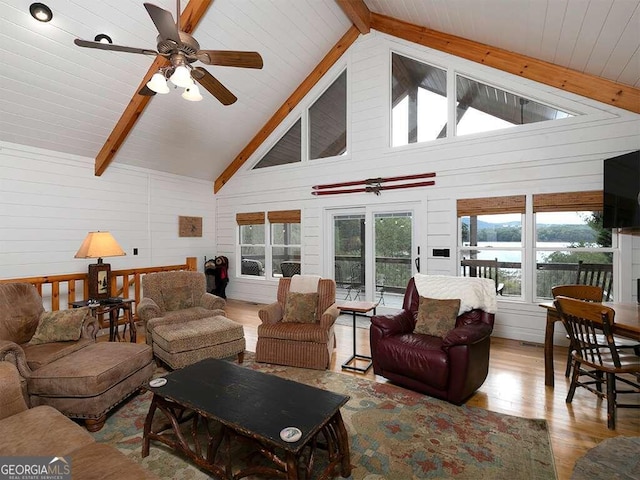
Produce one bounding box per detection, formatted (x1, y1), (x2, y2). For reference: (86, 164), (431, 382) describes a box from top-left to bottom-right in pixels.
(71, 298), (136, 342)
(336, 300), (377, 373)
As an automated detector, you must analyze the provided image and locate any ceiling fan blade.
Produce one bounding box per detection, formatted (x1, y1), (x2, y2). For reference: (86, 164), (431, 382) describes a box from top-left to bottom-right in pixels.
(138, 85), (157, 96)
(197, 50), (264, 69)
(192, 67), (237, 105)
(144, 3), (180, 43)
(74, 39), (157, 56)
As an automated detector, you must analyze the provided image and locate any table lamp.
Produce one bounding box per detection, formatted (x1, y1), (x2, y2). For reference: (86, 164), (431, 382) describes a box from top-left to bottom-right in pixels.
(74, 231), (126, 300)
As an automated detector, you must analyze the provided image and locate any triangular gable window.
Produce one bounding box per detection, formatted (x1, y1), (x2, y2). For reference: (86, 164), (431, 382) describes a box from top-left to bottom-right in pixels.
(309, 70), (347, 160)
(455, 75), (573, 136)
(253, 119), (301, 169)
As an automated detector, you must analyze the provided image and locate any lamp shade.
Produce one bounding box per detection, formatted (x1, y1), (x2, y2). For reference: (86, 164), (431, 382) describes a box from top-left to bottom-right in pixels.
(147, 72), (169, 94)
(74, 231), (126, 261)
(182, 84), (203, 102)
(169, 65), (193, 88)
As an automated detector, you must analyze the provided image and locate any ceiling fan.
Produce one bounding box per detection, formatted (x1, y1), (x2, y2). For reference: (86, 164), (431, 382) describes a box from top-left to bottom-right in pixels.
(74, 1), (263, 105)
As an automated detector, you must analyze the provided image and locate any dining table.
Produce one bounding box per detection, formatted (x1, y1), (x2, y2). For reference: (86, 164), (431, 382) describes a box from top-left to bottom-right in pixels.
(538, 301), (640, 388)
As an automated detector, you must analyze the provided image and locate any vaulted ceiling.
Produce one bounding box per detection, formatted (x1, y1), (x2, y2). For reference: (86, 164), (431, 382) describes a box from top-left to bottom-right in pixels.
(1, 0), (638, 189)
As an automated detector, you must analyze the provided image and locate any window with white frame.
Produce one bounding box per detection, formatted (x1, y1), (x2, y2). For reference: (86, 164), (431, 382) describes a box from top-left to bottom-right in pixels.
(458, 195), (525, 298)
(252, 69), (347, 169)
(252, 119), (301, 169)
(236, 210), (302, 279)
(268, 210), (301, 276)
(237, 212), (266, 277)
(309, 70), (347, 160)
(533, 191), (613, 300)
(457, 191), (616, 301)
(455, 75), (573, 137)
(392, 53), (447, 147)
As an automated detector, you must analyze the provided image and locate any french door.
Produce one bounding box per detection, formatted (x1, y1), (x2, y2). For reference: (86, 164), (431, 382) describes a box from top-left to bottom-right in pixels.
(329, 205), (417, 308)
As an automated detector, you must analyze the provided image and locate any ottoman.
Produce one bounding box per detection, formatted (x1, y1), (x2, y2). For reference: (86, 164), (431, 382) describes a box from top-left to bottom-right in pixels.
(152, 315), (245, 370)
(27, 342), (154, 431)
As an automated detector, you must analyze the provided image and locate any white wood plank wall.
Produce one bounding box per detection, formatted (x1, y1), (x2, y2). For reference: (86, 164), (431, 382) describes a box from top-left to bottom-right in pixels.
(215, 31), (640, 343)
(0, 143), (216, 289)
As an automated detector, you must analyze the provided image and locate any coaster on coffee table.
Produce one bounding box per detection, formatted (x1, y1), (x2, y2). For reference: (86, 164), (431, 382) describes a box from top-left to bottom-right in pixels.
(149, 378), (167, 387)
(280, 427), (302, 442)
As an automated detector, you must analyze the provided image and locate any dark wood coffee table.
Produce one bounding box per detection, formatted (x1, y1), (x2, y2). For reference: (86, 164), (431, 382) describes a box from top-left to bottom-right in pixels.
(142, 358), (351, 479)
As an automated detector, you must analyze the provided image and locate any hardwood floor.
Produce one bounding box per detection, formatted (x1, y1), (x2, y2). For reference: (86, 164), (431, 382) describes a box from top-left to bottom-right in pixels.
(223, 298), (640, 480)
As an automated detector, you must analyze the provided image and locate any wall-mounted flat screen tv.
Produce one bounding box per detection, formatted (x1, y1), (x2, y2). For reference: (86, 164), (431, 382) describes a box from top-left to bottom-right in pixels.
(603, 150), (640, 229)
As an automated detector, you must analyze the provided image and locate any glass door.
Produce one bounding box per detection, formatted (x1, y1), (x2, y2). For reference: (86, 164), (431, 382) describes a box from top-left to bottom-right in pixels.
(373, 211), (413, 308)
(329, 206), (416, 308)
(333, 213), (366, 301)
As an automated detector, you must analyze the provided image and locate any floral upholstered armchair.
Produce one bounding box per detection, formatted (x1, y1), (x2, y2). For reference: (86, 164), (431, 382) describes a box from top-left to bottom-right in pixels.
(138, 271), (246, 370)
(256, 275), (339, 370)
(137, 271), (226, 346)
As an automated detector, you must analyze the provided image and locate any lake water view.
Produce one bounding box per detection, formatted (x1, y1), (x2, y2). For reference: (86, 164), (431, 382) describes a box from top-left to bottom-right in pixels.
(465, 242), (571, 263)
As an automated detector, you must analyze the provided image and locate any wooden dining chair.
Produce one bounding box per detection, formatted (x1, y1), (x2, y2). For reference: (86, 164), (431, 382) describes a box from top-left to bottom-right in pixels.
(552, 284), (639, 378)
(575, 261), (613, 301)
(554, 296), (640, 430)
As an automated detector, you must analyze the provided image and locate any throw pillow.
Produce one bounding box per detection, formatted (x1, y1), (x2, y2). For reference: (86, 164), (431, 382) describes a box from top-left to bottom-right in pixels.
(282, 292), (318, 323)
(163, 285), (194, 311)
(414, 297), (460, 337)
(29, 307), (90, 345)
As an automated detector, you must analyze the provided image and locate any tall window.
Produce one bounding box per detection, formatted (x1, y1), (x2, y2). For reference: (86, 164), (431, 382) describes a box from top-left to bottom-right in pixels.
(392, 53), (447, 147)
(268, 210), (301, 276)
(458, 196), (525, 297)
(309, 70), (347, 160)
(237, 212), (265, 277)
(253, 119), (301, 169)
(534, 191), (613, 300)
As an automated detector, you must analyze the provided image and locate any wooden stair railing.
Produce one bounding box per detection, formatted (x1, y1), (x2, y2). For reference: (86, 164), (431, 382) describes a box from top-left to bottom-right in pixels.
(0, 257), (198, 320)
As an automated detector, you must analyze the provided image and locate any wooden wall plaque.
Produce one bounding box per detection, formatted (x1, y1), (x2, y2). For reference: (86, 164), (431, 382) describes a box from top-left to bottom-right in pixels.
(179, 216), (203, 237)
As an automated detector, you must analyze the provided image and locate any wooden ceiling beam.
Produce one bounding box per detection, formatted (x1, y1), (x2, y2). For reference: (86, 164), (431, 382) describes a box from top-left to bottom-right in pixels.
(94, 0), (213, 176)
(336, 0), (371, 34)
(214, 26), (360, 192)
(371, 13), (640, 114)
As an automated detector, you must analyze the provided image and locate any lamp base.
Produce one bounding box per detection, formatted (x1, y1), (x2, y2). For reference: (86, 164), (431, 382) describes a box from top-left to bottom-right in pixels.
(88, 262), (111, 300)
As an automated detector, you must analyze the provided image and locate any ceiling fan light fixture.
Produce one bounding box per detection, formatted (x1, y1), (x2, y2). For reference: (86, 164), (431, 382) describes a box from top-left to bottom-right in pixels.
(94, 34), (112, 44)
(169, 65), (193, 88)
(182, 84), (203, 102)
(147, 72), (170, 94)
(30, 3), (53, 22)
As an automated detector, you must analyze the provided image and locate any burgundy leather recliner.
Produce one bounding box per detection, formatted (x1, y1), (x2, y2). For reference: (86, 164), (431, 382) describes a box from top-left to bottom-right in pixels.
(370, 277), (495, 405)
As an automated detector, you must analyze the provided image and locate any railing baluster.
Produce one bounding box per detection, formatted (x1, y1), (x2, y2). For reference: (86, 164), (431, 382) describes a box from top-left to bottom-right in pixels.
(68, 280), (76, 304)
(51, 282), (60, 311)
(122, 274), (130, 299)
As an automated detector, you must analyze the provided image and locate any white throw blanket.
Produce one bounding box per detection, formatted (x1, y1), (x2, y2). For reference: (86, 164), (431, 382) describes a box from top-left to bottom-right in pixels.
(413, 274), (498, 314)
(289, 274), (321, 293)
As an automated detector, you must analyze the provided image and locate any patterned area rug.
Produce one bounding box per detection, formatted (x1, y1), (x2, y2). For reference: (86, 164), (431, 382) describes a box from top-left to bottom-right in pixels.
(571, 436), (640, 480)
(93, 353), (556, 479)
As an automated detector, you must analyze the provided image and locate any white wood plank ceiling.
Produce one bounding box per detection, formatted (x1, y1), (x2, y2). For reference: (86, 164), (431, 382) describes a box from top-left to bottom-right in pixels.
(0, 0), (638, 182)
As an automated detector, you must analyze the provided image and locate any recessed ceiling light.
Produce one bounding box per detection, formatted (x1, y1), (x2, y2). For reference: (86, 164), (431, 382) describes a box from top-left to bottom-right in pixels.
(94, 34), (113, 44)
(29, 3), (52, 22)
